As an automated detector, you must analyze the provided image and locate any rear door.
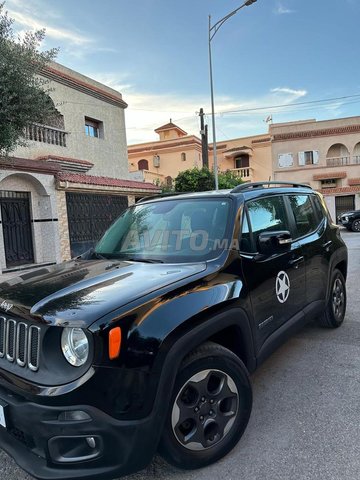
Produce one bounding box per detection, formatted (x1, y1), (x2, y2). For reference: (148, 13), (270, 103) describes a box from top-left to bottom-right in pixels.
(285, 193), (329, 309)
(240, 194), (306, 349)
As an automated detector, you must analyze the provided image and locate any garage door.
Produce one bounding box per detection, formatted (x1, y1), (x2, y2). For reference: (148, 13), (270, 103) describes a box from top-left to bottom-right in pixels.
(335, 195), (355, 222)
(66, 192), (128, 257)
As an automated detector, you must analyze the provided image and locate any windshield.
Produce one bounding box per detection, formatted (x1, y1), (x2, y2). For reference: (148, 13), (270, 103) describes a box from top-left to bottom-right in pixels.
(95, 198), (232, 263)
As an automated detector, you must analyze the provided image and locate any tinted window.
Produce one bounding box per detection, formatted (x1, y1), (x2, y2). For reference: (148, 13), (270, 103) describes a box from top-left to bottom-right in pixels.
(240, 212), (255, 253)
(288, 195), (319, 238)
(313, 195), (328, 222)
(247, 196), (288, 249)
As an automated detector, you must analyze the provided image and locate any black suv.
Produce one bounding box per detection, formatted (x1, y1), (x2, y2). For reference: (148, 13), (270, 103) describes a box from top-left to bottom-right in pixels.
(0, 182), (347, 480)
(339, 209), (360, 232)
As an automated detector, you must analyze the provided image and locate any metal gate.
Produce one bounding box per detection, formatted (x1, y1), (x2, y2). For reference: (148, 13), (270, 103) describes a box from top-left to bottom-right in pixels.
(66, 192), (128, 257)
(0, 191), (34, 268)
(335, 195), (355, 222)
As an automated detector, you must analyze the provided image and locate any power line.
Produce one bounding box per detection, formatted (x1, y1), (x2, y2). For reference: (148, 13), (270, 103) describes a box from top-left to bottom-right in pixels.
(216, 93), (360, 115)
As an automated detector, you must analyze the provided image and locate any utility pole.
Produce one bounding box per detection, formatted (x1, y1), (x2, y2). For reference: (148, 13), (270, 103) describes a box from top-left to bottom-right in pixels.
(199, 108), (209, 168)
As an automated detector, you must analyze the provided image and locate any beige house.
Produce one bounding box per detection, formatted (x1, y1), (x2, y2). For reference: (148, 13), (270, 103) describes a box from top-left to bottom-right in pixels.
(0, 62), (159, 275)
(128, 122), (203, 186)
(208, 133), (272, 183)
(270, 117), (360, 220)
(128, 122), (272, 186)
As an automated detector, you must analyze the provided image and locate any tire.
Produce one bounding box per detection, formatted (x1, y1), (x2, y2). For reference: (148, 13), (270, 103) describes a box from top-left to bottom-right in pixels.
(158, 342), (252, 470)
(351, 219), (360, 232)
(318, 269), (346, 328)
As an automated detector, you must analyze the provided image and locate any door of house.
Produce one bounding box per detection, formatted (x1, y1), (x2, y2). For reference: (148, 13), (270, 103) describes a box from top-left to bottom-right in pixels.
(0, 191), (34, 268)
(335, 195), (355, 222)
(66, 192), (128, 257)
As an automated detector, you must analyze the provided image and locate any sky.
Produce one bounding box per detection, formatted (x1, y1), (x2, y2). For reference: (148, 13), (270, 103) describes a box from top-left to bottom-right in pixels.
(4, 0), (360, 145)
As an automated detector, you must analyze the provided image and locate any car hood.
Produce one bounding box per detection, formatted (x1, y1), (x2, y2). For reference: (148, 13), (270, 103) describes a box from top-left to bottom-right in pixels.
(0, 259), (207, 326)
(341, 210), (358, 216)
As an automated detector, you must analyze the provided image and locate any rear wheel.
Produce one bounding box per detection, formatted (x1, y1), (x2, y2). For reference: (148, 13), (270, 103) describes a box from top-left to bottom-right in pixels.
(159, 342), (252, 470)
(318, 269), (346, 328)
(351, 219), (360, 232)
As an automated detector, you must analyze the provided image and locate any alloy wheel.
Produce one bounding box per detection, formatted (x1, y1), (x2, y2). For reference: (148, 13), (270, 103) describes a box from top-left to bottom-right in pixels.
(171, 369), (239, 451)
(332, 277), (345, 321)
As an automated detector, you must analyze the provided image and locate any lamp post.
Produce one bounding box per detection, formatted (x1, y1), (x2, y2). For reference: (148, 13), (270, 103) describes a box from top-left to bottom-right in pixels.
(208, 0), (258, 190)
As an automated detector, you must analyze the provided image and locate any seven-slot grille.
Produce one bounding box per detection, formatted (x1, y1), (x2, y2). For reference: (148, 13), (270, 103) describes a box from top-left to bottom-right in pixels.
(0, 316), (40, 371)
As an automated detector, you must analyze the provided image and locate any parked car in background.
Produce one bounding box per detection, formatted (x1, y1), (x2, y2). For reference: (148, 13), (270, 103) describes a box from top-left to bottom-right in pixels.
(339, 210), (360, 232)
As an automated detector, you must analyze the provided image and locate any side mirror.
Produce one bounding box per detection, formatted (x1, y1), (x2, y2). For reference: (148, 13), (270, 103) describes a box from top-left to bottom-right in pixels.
(258, 230), (292, 255)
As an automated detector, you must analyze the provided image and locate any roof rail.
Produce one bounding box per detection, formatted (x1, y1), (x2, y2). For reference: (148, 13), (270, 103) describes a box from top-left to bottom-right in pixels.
(230, 181), (312, 194)
(136, 192), (185, 203)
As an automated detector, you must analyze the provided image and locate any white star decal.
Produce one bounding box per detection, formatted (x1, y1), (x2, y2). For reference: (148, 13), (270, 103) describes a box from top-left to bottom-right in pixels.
(276, 271), (290, 303)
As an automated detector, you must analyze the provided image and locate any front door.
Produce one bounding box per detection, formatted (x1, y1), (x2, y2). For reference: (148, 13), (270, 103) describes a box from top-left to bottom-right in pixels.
(240, 194), (306, 350)
(0, 191), (34, 268)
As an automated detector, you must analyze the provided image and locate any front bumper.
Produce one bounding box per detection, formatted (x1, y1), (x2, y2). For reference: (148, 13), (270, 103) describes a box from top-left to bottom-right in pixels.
(0, 384), (161, 480)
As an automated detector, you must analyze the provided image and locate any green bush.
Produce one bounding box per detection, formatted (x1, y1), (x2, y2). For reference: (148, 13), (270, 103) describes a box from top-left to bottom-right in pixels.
(174, 167), (243, 192)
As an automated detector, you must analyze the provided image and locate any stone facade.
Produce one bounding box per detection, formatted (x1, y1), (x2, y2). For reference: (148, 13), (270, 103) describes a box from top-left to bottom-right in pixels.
(13, 62), (129, 180)
(0, 63), (160, 275)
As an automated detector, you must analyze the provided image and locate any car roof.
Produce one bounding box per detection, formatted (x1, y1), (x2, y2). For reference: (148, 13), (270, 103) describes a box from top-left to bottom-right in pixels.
(137, 182), (315, 205)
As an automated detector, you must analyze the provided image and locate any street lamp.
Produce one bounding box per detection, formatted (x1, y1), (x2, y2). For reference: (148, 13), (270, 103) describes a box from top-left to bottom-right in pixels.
(208, 0), (258, 190)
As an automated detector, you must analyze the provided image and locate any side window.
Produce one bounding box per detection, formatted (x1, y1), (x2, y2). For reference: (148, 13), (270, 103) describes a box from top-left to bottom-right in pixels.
(240, 212), (255, 253)
(247, 196), (288, 250)
(288, 195), (319, 238)
(312, 195), (329, 222)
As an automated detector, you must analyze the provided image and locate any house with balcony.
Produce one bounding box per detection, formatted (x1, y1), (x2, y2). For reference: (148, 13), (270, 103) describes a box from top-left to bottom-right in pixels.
(270, 117), (360, 220)
(0, 62), (159, 275)
(128, 122), (272, 187)
(208, 134), (272, 183)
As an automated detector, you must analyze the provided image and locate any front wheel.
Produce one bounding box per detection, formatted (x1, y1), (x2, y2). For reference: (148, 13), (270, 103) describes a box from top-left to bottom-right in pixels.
(318, 269), (346, 328)
(159, 342), (252, 470)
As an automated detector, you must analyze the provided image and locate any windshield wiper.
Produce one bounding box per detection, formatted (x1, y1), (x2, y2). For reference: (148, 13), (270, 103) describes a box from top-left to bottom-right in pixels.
(80, 248), (109, 260)
(127, 257), (164, 264)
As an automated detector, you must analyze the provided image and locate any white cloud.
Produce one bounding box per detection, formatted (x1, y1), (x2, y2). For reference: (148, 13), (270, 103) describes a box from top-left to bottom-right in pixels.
(8, 10), (92, 45)
(5, 0), (115, 57)
(275, 3), (295, 15)
(271, 87), (307, 98)
(86, 73), (310, 144)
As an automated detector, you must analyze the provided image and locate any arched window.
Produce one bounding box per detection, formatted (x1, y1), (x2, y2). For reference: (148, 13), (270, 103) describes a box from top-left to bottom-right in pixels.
(326, 144), (350, 167)
(165, 176), (173, 187)
(181, 152), (186, 161)
(138, 159), (149, 171)
(353, 142), (360, 164)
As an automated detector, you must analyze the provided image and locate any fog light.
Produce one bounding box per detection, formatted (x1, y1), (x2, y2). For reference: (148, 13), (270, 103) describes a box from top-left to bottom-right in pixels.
(58, 410), (91, 422)
(86, 437), (96, 449)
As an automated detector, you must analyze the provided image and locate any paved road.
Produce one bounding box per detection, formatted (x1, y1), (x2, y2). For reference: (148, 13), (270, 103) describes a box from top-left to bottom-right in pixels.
(1, 230), (359, 480)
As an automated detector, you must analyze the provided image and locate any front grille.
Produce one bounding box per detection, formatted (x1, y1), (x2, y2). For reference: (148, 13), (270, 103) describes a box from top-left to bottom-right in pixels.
(0, 316), (40, 371)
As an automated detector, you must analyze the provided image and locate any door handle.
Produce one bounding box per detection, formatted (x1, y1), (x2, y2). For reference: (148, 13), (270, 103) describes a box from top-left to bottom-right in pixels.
(288, 256), (304, 269)
(322, 240), (332, 251)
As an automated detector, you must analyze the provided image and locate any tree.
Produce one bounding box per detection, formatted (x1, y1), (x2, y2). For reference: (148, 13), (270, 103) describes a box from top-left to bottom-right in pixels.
(174, 167), (243, 192)
(0, 2), (58, 156)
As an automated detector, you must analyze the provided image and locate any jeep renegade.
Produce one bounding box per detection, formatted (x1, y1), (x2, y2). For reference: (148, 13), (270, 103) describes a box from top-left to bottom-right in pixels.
(0, 182), (348, 479)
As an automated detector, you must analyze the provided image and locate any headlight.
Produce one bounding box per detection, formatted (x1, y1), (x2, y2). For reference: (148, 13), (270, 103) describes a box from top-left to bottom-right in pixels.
(61, 328), (89, 367)
(344, 216), (349, 221)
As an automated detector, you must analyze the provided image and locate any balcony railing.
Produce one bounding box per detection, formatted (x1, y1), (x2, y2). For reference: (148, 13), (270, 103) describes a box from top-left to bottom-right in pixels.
(25, 123), (67, 147)
(353, 155), (360, 165)
(326, 156), (350, 167)
(230, 167), (253, 178)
